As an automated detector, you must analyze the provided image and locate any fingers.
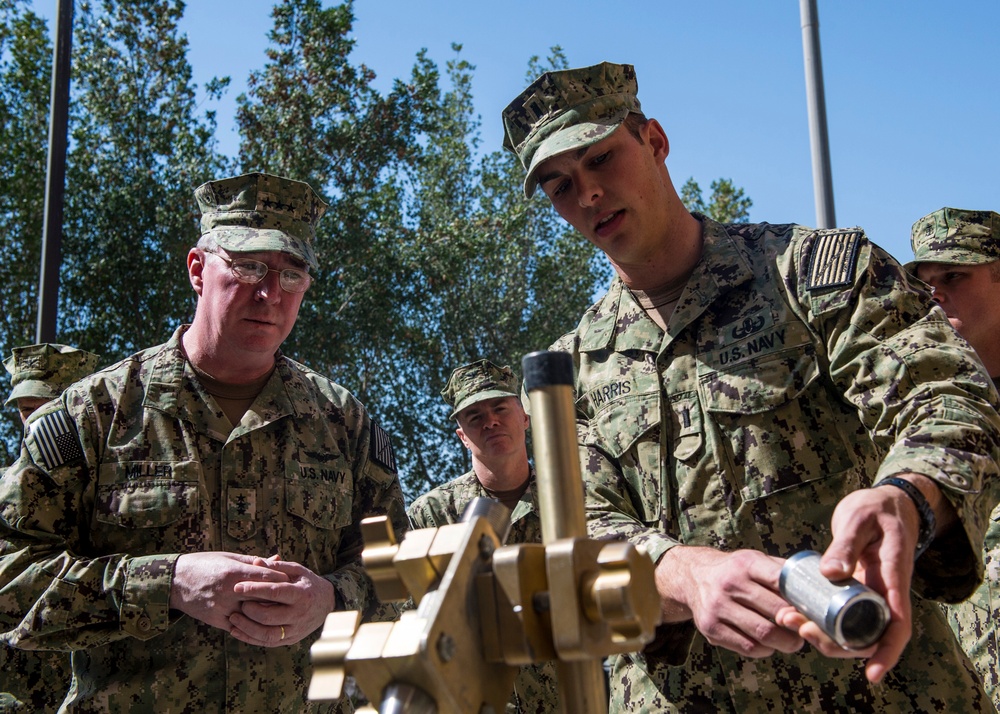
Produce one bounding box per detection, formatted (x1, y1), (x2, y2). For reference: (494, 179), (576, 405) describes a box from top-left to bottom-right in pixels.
(234, 579), (297, 603)
(776, 608), (877, 660)
(228, 610), (294, 647)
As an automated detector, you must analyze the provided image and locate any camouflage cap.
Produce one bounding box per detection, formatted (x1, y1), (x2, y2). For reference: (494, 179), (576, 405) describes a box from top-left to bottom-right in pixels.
(502, 62), (641, 198)
(906, 207), (1000, 272)
(441, 359), (520, 420)
(195, 172), (328, 270)
(4, 343), (100, 406)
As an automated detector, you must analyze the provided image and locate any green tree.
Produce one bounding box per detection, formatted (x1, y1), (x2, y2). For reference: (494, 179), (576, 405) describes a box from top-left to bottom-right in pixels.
(680, 176), (753, 223)
(0, 0), (52, 461)
(59, 0), (227, 358)
(392, 47), (605, 498)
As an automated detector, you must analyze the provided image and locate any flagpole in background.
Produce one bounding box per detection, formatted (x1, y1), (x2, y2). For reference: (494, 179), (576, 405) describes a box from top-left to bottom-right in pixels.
(36, 0), (74, 342)
(800, 0), (836, 229)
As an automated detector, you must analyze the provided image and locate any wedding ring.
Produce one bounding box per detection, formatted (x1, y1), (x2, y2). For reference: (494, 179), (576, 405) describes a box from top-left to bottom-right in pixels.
(280, 626), (286, 641)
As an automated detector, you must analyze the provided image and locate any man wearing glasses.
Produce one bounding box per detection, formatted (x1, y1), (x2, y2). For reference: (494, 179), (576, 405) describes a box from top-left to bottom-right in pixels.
(0, 172), (405, 712)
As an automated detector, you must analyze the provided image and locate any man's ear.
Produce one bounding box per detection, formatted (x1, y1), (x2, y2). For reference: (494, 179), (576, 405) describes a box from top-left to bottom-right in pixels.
(456, 426), (472, 450)
(188, 248), (206, 296)
(644, 118), (670, 161)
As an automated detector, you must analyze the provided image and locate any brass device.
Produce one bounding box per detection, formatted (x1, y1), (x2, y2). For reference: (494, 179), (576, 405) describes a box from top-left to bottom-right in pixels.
(309, 351), (662, 713)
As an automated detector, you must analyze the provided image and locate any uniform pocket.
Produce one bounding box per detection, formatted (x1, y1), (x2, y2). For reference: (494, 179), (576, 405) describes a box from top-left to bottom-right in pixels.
(96, 461), (200, 529)
(585, 390), (662, 523)
(285, 461), (353, 531)
(699, 346), (853, 502)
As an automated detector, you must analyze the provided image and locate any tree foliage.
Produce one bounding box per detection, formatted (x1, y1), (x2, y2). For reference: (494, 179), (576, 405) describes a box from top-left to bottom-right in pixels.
(60, 0), (227, 356)
(681, 176), (753, 223)
(0, 0), (52, 460)
(0, 0), (225, 458)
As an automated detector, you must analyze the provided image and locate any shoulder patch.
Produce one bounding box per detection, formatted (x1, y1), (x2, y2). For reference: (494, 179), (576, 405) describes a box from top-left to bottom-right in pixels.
(369, 420), (397, 474)
(805, 229), (862, 291)
(28, 408), (83, 470)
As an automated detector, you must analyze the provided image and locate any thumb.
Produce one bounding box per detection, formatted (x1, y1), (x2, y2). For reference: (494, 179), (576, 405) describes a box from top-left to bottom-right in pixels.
(818, 537), (858, 582)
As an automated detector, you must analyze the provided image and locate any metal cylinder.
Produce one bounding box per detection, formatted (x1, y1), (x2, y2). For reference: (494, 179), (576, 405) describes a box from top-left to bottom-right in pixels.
(779, 550), (889, 650)
(522, 350), (608, 712)
(522, 351), (586, 544)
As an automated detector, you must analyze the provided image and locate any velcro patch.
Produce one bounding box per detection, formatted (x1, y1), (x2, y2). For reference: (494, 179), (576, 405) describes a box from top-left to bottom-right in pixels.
(28, 409), (83, 470)
(806, 230), (862, 291)
(370, 420), (397, 474)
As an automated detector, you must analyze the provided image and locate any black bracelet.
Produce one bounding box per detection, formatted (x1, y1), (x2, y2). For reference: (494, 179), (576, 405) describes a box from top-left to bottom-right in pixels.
(873, 476), (937, 559)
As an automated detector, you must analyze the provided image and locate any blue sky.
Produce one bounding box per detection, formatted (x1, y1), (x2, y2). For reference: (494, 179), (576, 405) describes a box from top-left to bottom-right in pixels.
(35, 1), (1000, 263)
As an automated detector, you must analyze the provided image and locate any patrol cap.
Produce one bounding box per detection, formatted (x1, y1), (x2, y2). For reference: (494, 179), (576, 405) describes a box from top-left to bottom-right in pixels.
(906, 207), (1000, 272)
(195, 172), (328, 270)
(441, 359), (520, 420)
(502, 62), (641, 198)
(4, 343), (100, 406)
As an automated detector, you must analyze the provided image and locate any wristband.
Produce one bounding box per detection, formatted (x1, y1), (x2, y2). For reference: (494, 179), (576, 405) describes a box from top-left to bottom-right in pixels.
(873, 477), (936, 559)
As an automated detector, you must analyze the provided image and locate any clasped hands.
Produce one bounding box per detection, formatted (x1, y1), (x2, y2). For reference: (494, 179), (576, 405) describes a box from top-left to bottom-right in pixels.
(169, 551), (336, 648)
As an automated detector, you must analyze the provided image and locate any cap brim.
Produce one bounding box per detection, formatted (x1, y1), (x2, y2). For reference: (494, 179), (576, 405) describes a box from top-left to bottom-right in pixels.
(5, 381), (60, 406)
(523, 117), (624, 198)
(208, 227), (318, 270)
(904, 253), (996, 275)
(450, 389), (519, 419)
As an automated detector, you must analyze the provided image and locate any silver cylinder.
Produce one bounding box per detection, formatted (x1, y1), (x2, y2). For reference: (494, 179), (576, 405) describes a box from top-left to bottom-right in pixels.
(779, 550), (889, 650)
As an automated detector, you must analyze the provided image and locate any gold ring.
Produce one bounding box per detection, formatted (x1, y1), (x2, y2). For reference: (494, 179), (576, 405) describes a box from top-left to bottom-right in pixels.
(280, 626), (286, 641)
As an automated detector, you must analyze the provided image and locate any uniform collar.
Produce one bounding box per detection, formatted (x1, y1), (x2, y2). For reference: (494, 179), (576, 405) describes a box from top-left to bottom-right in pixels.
(143, 325), (307, 441)
(578, 215), (756, 353)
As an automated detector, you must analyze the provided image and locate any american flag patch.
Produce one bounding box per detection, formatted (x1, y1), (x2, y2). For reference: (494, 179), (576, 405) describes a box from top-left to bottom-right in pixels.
(29, 409), (83, 470)
(370, 420), (397, 474)
(806, 230), (862, 291)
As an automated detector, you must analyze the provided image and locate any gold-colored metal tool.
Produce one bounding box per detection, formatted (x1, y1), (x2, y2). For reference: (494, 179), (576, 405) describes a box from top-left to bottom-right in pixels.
(309, 351), (662, 713)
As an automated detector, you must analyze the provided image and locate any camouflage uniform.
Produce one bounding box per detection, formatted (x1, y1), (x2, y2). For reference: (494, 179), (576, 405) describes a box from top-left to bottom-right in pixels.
(2, 343), (100, 713)
(407, 359), (560, 713)
(550, 217), (1000, 712)
(408, 469), (559, 714)
(0, 328), (403, 712)
(0, 172), (406, 713)
(908, 207), (1000, 710)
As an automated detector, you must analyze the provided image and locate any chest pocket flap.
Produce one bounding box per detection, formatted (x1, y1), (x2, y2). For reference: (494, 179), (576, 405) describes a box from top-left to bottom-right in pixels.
(96, 461), (201, 528)
(286, 461), (354, 531)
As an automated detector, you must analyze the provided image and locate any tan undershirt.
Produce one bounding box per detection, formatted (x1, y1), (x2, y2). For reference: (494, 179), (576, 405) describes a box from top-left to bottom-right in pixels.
(483, 479), (530, 512)
(629, 279), (687, 331)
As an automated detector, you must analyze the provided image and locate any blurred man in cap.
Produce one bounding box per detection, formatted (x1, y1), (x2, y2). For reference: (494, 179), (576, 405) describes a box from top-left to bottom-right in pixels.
(408, 359), (559, 712)
(2, 343), (98, 712)
(501, 62), (1000, 711)
(908, 207), (1000, 709)
(4, 343), (99, 425)
(0, 172), (405, 712)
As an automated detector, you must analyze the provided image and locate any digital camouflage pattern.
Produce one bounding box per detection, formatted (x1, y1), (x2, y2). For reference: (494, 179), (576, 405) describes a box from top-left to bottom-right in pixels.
(441, 359), (520, 419)
(943, 380), (1000, 712)
(3, 343), (99, 406)
(908, 207), (1000, 709)
(906, 207), (1000, 271)
(0, 326), (406, 713)
(549, 217), (1000, 712)
(196, 172), (328, 269)
(3, 342), (98, 710)
(501, 62), (641, 198)
(408, 469), (561, 714)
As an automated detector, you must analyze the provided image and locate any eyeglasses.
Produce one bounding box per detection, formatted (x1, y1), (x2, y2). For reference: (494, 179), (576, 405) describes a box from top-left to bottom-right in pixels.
(204, 249), (312, 294)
